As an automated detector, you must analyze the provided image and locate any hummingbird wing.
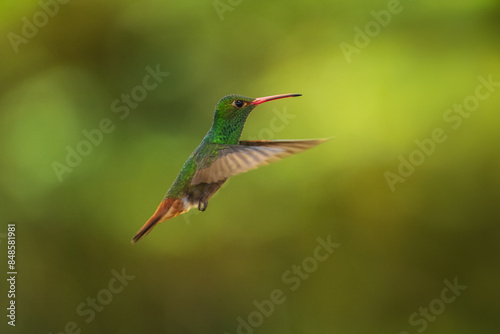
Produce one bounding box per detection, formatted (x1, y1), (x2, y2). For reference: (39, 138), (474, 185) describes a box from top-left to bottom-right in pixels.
(191, 139), (327, 185)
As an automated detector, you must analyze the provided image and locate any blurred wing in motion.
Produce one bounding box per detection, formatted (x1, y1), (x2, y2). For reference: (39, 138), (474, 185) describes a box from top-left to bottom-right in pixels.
(191, 139), (327, 185)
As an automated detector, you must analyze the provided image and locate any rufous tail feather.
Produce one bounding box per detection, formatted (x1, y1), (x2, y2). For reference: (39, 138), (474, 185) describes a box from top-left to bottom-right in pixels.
(131, 198), (183, 244)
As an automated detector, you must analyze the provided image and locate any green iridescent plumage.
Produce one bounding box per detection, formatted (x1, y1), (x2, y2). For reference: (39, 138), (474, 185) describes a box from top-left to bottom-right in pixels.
(165, 95), (256, 197)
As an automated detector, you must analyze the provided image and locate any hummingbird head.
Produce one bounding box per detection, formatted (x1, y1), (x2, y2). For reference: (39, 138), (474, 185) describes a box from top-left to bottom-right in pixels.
(213, 93), (302, 122)
(213, 94), (258, 122)
(209, 93), (301, 144)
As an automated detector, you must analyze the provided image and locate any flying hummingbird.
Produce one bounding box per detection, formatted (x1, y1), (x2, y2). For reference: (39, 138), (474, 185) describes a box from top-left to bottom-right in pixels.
(131, 93), (326, 243)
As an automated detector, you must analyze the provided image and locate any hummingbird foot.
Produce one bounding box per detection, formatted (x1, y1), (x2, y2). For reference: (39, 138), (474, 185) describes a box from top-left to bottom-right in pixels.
(198, 201), (208, 211)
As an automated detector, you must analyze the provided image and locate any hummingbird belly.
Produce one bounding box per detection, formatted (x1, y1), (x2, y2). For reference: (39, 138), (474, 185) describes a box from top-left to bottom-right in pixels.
(182, 180), (226, 212)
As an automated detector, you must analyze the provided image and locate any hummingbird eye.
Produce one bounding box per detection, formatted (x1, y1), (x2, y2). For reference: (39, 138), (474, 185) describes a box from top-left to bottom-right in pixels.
(233, 100), (245, 108)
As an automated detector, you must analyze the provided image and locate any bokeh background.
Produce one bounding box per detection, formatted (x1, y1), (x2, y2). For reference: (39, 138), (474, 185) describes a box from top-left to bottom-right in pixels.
(1, 0), (500, 333)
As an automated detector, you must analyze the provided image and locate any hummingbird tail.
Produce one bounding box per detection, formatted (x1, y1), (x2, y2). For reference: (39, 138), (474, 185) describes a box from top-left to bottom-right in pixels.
(131, 198), (184, 244)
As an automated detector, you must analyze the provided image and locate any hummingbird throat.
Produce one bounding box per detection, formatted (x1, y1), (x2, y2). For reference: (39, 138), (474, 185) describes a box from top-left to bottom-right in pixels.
(209, 111), (251, 144)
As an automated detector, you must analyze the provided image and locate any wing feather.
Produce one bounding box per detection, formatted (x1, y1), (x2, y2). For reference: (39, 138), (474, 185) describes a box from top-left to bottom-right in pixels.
(191, 139), (327, 185)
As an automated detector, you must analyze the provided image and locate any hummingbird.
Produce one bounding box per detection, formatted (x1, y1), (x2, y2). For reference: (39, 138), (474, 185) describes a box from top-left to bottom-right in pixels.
(131, 93), (326, 243)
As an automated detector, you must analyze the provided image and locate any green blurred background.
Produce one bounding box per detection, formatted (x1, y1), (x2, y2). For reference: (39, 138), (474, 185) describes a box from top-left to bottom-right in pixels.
(1, 0), (500, 333)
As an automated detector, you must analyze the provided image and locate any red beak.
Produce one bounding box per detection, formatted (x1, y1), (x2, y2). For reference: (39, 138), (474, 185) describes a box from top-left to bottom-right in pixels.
(251, 93), (302, 105)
